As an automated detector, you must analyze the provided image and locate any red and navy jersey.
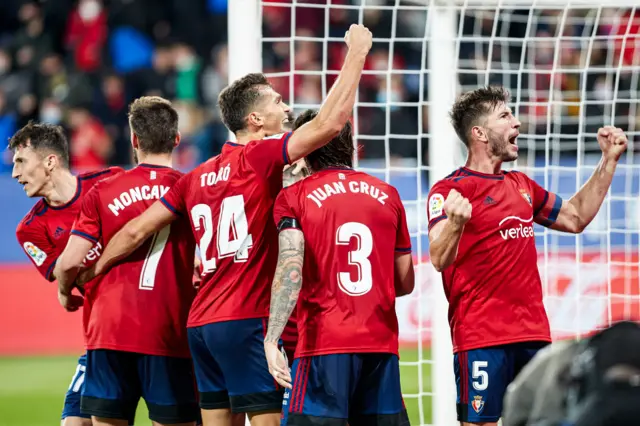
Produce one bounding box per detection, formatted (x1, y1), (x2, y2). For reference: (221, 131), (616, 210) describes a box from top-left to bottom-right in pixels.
(273, 168), (412, 358)
(72, 164), (196, 358)
(427, 167), (563, 353)
(160, 133), (292, 327)
(15, 167), (123, 281)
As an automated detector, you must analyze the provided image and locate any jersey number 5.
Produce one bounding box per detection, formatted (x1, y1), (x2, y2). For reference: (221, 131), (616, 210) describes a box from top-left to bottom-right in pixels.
(191, 195), (253, 275)
(335, 222), (373, 296)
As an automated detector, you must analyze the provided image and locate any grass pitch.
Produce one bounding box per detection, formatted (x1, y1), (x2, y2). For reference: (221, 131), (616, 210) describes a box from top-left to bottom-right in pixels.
(0, 349), (432, 426)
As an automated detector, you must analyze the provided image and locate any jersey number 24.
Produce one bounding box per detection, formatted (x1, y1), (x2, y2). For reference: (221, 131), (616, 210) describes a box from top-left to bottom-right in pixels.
(190, 195), (254, 275)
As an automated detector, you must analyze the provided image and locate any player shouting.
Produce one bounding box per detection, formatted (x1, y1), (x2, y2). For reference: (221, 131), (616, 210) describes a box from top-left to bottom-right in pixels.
(11, 121), (123, 426)
(265, 109), (415, 426)
(427, 86), (628, 426)
(79, 24), (373, 426)
(55, 97), (199, 426)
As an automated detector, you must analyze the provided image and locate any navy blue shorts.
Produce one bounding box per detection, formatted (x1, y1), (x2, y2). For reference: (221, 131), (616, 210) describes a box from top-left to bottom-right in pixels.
(281, 353), (410, 426)
(61, 353), (90, 420)
(454, 341), (548, 422)
(188, 318), (284, 413)
(81, 349), (199, 423)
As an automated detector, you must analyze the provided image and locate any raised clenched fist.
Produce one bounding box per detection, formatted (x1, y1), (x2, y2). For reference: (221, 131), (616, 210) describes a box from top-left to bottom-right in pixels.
(344, 24), (373, 55)
(597, 126), (628, 162)
(444, 189), (472, 226)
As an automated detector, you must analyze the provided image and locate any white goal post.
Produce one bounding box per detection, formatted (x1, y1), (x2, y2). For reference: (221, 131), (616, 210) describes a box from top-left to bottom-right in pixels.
(229, 1), (639, 425)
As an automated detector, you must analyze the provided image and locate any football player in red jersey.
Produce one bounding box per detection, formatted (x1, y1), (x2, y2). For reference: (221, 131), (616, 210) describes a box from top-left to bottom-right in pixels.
(11, 121), (123, 426)
(55, 97), (199, 426)
(279, 161), (310, 367)
(427, 86), (628, 426)
(265, 109), (415, 426)
(77, 24), (373, 426)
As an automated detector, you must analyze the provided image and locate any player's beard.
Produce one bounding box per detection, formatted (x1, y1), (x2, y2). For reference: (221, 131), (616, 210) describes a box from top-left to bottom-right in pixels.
(488, 130), (517, 162)
(133, 150), (139, 165)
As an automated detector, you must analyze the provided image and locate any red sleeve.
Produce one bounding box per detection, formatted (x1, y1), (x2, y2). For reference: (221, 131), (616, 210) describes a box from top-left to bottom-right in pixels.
(106, 166), (125, 177)
(71, 186), (102, 244)
(273, 189), (298, 229)
(427, 179), (457, 231)
(245, 132), (293, 181)
(523, 173), (563, 228)
(80, 166), (124, 182)
(160, 172), (190, 216)
(16, 222), (60, 282)
(395, 191), (412, 253)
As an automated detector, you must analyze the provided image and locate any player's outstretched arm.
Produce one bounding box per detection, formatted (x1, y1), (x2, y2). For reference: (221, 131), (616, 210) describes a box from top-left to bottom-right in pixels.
(91, 201), (177, 278)
(264, 228), (305, 389)
(55, 236), (94, 311)
(286, 24), (372, 163)
(394, 252), (415, 297)
(429, 189), (472, 272)
(545, 126), (627, 234)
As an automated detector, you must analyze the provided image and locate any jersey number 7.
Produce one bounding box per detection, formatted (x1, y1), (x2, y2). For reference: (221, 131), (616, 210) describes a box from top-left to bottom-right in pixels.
(190, 195), (254, 275)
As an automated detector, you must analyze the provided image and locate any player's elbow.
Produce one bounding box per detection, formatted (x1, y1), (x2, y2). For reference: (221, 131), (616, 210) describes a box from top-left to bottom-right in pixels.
(395, 277), (415, 297)
(394, 254), (415, 297)
(123, 221), (148, 247)
(561, 213), (586, 234)
(572, 220), (587, 234)
(564, 199), (588, 233)
(431, 255), (453, 273)
(56, 252), (76, 275)
(314, 113), (347, 141)
(429, 249), (446, 272)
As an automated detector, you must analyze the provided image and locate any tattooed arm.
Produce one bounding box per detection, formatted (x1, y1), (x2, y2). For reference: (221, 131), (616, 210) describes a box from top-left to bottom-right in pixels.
(265, 228), (305, 343)
(264, 227), (304, 388)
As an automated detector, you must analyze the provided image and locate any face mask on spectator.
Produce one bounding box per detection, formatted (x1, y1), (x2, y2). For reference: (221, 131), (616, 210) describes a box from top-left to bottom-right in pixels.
(79, 0), (101, 22)
(377, 89), (402, 112)
(41, 106), (62, 125)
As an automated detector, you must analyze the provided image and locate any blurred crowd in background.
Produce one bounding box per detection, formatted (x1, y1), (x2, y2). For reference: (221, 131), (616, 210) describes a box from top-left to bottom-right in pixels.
(0, 0), (637, 174)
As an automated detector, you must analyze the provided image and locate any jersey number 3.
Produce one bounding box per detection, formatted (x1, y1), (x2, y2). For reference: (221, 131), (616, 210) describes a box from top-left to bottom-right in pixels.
(191, 195), (254, 275)
(336, 222), (373, 296)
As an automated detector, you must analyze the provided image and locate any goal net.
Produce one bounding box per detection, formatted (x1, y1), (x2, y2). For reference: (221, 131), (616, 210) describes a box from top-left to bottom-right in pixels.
(231, 1), (640, 425)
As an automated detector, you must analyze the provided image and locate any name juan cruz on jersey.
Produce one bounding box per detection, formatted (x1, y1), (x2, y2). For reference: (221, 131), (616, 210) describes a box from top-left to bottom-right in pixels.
(306, 175), (388, 208)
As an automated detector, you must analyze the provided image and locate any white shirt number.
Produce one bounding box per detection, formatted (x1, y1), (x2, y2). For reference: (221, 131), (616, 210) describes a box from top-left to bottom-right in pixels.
(335, 222), (373, 296)
(190, 195), (253, 275)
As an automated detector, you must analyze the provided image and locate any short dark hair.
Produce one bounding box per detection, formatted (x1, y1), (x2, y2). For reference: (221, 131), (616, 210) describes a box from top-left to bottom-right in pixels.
(293, 109), (354, 171)
(128, 96), (178, 154)
(9, 121), (69, 168)
(218, 73), (270, 134)
(450, 86), (510, 146)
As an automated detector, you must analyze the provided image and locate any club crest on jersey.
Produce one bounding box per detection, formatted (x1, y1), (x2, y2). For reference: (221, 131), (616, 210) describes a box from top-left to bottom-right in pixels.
(520, 189), (532, 206)
(471, 395), (485, 414)
(23, 242), (47, 266)
(429, 193), (445, 220)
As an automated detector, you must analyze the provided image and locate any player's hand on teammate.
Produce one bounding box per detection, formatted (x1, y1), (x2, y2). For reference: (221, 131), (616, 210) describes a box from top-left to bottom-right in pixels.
(283, 159), (309, 188)
(76, 265), (97, 287)
(344, 24), (373, 55)
(444, 189), (472, 227)
(58, 289), (84, 312)
(264, 342), (292, 389)
(597, 126), (628, 161)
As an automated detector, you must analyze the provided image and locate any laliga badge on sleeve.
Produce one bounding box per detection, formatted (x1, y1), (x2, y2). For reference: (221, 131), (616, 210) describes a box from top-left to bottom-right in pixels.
(429, 193), (445, 221)
(23, 241), (47, 266)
